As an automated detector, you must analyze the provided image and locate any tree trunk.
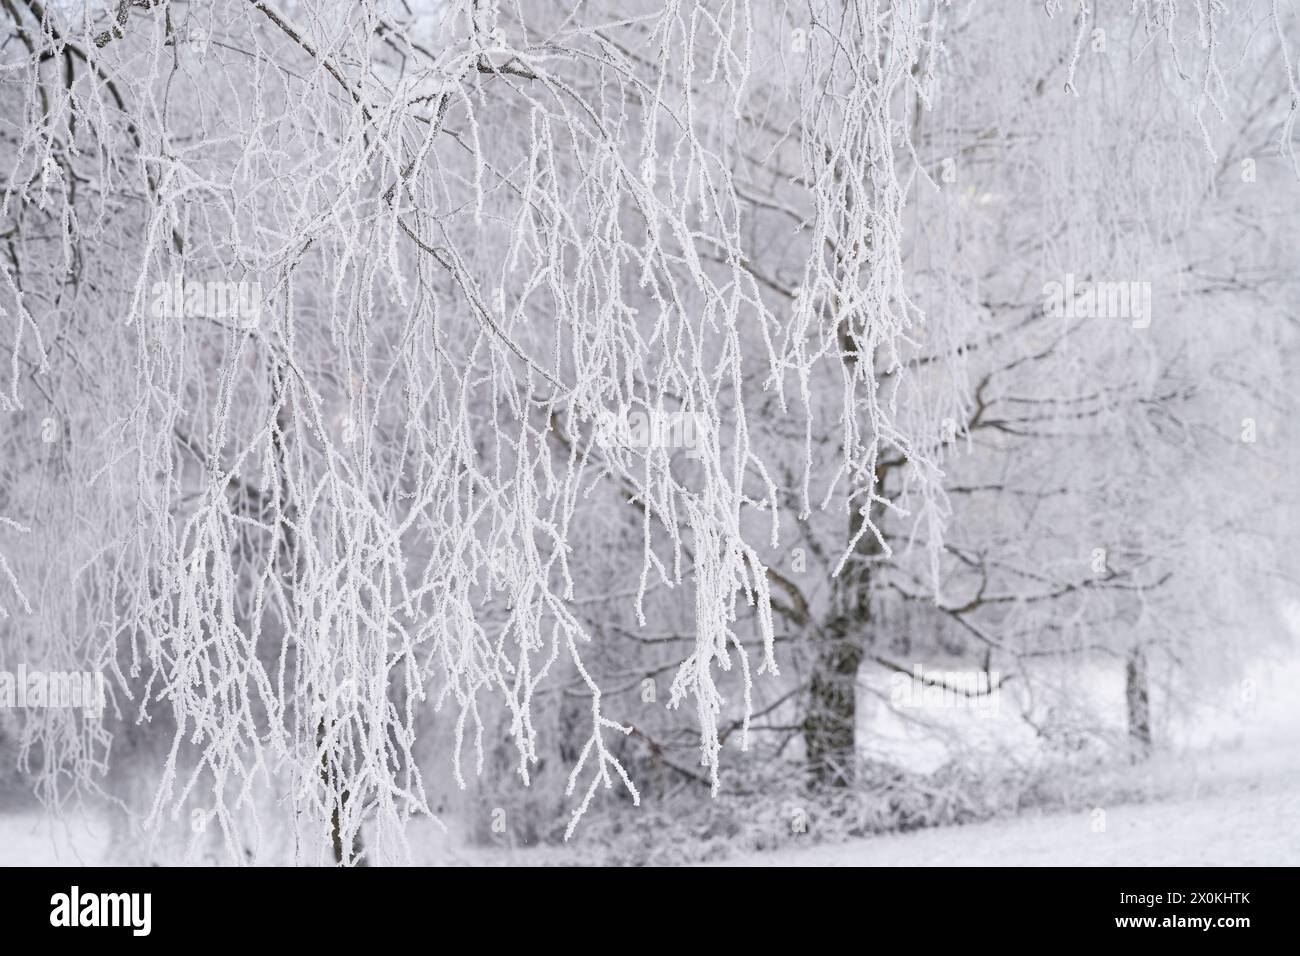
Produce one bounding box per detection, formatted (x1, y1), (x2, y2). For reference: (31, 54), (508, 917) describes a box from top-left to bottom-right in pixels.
(318, 717), (364, 865)
(1125, 646), (1152, 757)
(803, 499), (879, 785)
(803, 319), (885, 786)
(271, 361), (363, 865)
(804, 615), (866, 786)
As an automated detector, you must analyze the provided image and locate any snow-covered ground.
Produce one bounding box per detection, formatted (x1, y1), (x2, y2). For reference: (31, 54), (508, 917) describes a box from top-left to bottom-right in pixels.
(0, 809), (110, 867)
(717, 741), (1300, 866)
(4, 652), (1298, 866)
(789, 651), (1300, 866)
(5, 738), (1295, 866)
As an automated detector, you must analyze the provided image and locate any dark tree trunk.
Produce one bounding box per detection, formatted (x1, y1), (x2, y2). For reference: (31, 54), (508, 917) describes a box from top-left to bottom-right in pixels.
(318, 717), (364, 865)
(803, 485), (880, 785)
(1125, 646), (1152, 757)
(803, 314), (884, 785)
(804, 619), (865, 786)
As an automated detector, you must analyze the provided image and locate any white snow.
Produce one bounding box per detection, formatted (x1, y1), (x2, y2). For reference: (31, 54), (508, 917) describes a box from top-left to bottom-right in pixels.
(5, 704), (1296, 866)
(715, 742), (1300, 867)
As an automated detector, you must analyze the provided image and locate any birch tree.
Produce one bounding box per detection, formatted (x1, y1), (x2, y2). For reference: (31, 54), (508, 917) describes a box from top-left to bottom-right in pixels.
(0, 0), (954, 861)
(0, 0), (1295, 863)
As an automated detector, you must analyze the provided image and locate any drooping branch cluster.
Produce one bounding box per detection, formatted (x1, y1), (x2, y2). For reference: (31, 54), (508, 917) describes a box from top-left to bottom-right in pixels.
(0, 0), (1294, 862)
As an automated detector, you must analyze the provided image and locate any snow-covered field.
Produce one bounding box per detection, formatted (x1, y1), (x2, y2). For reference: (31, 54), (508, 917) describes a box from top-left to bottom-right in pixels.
(718, 742), (1300, 866)
(777, 653), (1300, 866)
(8, 743), (1292, 866)
(4, 652), (1298, 867)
